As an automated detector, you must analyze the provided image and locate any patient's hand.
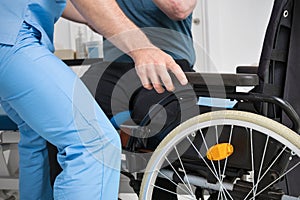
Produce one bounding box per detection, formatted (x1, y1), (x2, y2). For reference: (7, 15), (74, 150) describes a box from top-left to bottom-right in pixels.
(130, 47), (188, 93)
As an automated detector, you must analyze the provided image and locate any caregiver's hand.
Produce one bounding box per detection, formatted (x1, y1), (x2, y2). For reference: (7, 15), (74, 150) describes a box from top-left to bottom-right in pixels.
(130, 47), (188, 93)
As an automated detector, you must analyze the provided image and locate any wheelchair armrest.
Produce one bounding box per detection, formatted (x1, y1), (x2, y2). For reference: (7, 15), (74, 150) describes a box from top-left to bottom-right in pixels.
(236, 66), (258, 74)
(185, 72), (259, 87)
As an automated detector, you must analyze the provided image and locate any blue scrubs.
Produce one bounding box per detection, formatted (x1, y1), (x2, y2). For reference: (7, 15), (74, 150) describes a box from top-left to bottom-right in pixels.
(0, 1), (121, 199)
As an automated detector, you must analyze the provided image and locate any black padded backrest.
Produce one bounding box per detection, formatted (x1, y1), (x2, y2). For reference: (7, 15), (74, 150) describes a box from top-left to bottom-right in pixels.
(258, 0), (291, 89)
(282, 0), (300, 127)
(256, 0), (300, 127)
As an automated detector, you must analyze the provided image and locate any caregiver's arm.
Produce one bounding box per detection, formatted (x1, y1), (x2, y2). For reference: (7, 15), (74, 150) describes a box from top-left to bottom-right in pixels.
(62, 0), (87, 24)
(62, 0), (188, 93)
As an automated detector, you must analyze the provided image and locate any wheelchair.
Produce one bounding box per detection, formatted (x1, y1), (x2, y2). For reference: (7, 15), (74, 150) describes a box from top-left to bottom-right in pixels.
(1, 69), (299, 200)
(115, 0), (300, 199)
(0, 0), (299, 200)
(119, 72), (300, 200)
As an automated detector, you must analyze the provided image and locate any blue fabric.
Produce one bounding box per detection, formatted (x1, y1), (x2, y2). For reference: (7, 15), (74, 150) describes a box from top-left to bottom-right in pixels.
(0, 15), (121, 200)
(103, 0), (196, 66)
(198, 97), (238, 108)
(0, 0), (66, 51)
(110, 111), (131, 129)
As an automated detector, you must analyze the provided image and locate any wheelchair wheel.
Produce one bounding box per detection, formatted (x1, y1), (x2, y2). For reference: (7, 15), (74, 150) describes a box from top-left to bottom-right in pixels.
(139, 110), (300, 200)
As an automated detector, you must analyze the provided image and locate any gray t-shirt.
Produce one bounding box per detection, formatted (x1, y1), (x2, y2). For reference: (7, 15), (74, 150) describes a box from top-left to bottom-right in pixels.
(103, 0), (196, 67)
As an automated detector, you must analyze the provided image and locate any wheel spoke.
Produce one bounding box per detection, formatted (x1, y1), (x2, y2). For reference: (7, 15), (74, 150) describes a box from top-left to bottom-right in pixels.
(198, 129), (219, 183)
(140, 111), (300, 200)
(215, 126), (222, 181)
(250, 128), (256, 198)
(187, 135), (219, 179)
(244, 146), (287, 199)
(164, 156), (194, 195)
(187, 135), (234, 200)
(254, 135), (269, 195)
(219, 125), (234, 200)
(157, 169), (193, 196)
(174, 145), (194, 193)
(250, 161), (300, 200)
(151, 184), (195, 200)
(221, 125), (234, 183)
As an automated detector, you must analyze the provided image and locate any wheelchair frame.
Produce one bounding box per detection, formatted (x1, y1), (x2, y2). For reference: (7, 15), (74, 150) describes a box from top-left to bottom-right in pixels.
(118, 72), (300, 200)
(0, 71), (299, 200)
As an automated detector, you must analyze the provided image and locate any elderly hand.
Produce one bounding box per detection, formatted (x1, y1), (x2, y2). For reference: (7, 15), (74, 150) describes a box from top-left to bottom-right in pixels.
(130, 47), (188, 93)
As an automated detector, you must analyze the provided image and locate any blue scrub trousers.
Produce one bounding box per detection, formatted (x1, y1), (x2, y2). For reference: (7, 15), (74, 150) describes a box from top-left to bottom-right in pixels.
(0, 22), (121, 199)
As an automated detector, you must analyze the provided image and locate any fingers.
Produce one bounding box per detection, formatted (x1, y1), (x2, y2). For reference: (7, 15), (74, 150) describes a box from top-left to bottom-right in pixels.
(131, 48), (188, 93)
(135, 63), (166, 93)
(135, 62), (187, 93)
(149, 66), (166, 93)
(166, 60), (188, 86)
(156, 65), (173, 92)
(135, 65), (154, 91)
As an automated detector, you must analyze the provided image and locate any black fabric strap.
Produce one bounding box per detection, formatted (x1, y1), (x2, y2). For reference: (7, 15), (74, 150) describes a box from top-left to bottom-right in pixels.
(270, 49), (288, 62)
(257, 83), (282, 96)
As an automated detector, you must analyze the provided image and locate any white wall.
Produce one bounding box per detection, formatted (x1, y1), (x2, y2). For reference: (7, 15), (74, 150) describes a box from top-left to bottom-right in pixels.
(191, 0), (208, 72)
(202, 0), (274, 72)
(54, 0), (274, 73)
(54, 18), (102, 51)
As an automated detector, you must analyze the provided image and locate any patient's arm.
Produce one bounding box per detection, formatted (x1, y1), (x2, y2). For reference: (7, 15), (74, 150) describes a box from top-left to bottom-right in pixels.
(153, 0), (197, 20)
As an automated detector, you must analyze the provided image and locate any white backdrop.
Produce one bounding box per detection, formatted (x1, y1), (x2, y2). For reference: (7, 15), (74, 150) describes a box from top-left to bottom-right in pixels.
(54, 0), (274, 72)
(197, 0), (274, 72)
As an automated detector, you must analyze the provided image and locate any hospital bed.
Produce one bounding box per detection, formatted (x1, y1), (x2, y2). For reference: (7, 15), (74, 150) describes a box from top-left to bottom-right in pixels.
(0, 107), (19, 199)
